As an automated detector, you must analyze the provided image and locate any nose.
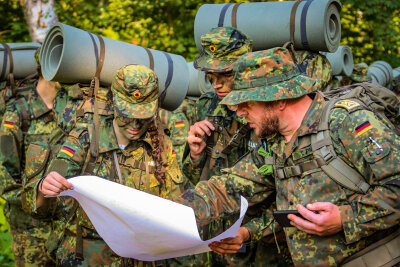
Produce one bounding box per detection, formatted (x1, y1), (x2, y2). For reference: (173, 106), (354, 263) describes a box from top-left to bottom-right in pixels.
(211, 77), (223, 89)
(131, 119), (141, 129)
(236, 104), (248, 117)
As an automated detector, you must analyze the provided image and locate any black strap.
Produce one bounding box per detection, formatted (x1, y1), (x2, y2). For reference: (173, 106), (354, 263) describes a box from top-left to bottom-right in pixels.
(218, 3), (233, 27)
(231, 3), (242, 28)
(159, 51), (173, 107)
(0, 43), (9, 81)
(15, 98), (31, 132)
(87, 32), (99, 70)
(300, 0), (313, 49)
(143, 47), (154, 71)
(290, 1), (302, 46)
(221, 124), (251, 156)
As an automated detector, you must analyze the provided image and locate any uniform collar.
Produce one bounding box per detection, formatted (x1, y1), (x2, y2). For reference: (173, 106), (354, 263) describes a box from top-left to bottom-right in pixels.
(269, 92), (325, 161)
(30, 81), (53, 119)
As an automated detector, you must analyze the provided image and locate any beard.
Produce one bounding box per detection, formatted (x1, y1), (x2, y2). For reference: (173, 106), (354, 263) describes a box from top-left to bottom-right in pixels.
(259, 110), (280, 138)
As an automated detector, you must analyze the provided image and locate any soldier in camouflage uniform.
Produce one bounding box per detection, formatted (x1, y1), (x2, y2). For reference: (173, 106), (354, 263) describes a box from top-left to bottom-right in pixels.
(341, 63), (371, 86)
(0, 48), (59, 266)
(180, 27), (291, 267)
(177, 47), (400, 266)
(36, 64), (187, 266)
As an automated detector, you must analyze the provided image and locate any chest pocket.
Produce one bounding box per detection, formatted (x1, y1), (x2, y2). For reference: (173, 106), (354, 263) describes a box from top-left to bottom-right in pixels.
(24, 141), (50, 185)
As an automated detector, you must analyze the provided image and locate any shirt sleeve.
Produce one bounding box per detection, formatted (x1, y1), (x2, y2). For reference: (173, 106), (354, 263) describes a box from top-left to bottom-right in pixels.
(330, 108), (400, 244)
(177, 149), (275, 226)
(0, 108), (23, 205)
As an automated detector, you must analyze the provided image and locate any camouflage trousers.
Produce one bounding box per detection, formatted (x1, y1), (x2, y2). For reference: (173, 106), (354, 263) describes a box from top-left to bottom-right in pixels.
(56, 235), (167, 267)
(10, 227), (55, 267)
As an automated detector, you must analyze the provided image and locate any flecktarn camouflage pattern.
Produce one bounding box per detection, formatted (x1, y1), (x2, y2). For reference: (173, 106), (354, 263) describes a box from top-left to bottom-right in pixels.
(112, 64), (159, 119)
(194, 27), (252, 73)
(350, 63), (371, 82)
(221, 47), (318, 106)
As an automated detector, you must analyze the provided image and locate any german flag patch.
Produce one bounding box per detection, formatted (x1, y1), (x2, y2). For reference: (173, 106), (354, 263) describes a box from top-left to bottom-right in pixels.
(356, 121), (372, 135)
(175, 121), (185, 128)
(172, 151), (176, 158)
(60, 146), (75, 157)
(3, 121), (14, 128)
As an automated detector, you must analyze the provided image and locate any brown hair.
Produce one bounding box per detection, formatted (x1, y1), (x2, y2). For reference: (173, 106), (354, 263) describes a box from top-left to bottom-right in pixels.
(147, 113), (167, 185)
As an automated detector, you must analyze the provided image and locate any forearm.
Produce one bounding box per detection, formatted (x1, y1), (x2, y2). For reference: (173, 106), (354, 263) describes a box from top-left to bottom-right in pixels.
(182, 152), (206, 185)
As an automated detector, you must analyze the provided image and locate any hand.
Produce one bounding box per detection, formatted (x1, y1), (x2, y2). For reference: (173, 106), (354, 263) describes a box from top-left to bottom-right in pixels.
(187, 120), (215, 161)
(208, 227), (250, 255)
(39, 171), (73, 197)
(288, 203), (343, 237)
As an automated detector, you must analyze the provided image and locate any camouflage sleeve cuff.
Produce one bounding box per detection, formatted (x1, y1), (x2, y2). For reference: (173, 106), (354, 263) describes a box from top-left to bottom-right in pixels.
(339, 204), (361, 244)
(30, 179), (57, 218)
(182, 153), (206, 184)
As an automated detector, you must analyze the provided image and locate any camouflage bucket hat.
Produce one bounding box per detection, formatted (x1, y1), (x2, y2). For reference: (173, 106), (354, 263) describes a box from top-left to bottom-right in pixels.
(111, 64), (159, 119)
(194, 27), (252, 73)
(350, 63), (371, 82)
(221, 47), (318, 106)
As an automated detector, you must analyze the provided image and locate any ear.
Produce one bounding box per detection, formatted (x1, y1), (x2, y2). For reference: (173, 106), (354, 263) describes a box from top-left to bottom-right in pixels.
(277, 99), (287, 111)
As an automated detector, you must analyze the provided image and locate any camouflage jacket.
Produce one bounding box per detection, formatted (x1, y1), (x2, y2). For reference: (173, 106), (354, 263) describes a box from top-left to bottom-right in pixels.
(0, 82), (57, 235)
(36, 118), (187, 248)
(179, 92), (400, 266)
(182, 92), (258, 184)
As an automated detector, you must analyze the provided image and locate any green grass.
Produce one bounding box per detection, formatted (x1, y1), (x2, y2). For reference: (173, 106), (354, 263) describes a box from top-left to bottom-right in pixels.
(0, 198), (14, 267)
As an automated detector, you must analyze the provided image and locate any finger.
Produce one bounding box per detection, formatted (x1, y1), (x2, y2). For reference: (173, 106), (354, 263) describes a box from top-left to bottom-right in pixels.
(289, 214), (319, 233)
(208, 243), (240, 254)
(42, 183), (63, 196)
(290, 220), (319, 236)
(194, 124), (212, 137)
(306, 202), (331, 212)
(297, 204), (320, 223)
(51, 172), (73, 190)
(187, 136), (204, 145)
(198, 120), (215, 131)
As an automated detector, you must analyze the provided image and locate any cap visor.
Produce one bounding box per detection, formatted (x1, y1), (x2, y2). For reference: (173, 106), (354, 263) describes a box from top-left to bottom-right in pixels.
(221, 75), (317, 106)
(194, 53), (235, 73)
(113, 94), (157, 119)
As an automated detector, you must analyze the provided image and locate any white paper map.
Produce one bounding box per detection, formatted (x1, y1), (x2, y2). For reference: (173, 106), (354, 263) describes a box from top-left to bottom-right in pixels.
(59, 175), (248, 261)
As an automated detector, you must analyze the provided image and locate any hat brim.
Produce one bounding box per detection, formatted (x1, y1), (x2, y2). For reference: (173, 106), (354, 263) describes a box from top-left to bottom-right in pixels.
(221, 74), (318, 106)
(194, 52), (235, 73)
(113, 93), (158, 119)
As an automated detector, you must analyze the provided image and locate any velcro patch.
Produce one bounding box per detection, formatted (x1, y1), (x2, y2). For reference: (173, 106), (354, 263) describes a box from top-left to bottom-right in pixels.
(334, 100), (361, 112)
(60, 146), (75, 157)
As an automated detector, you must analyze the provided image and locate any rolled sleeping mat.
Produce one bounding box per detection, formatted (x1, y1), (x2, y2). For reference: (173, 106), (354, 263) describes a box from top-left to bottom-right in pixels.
(40, 23), (189, 111)
(194, 0), (342, 53)
(0, 43), (41, 81)
(393, 67), (400, 82)
(186, 62), (213, 97)
(368, 61), (393, 88)
(322, 45), (354, 76)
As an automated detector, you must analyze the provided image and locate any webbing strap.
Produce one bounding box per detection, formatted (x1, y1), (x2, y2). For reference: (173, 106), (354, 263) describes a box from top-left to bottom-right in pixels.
(221, 124), (250, 156)
(0, 43), (8, 81)
(290, 1), (302, 45)
(371, 65), (389, 84)
(89, 34), (105, 159)
(87, 32), (99, 73)
(113, 151), (123, 184)
(231, 3), (242, 28)
(15, 98), (31, 132)
(300, 0), (313, 50)
(275, 158), (325, 179)
(143, 47), (154, 71)
(2, 43), (16, 94)
(218, 4), (233, 27)
(159, 52), (173, 107)
(341, 227), (400, 267)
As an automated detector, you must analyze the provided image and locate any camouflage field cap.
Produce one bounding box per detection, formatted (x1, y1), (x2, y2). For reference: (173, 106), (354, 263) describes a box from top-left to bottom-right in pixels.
(350, 63), (371, 82)
(111, 64), (159, 119)
(221, 47), (318, 106)
(194, 27), (252, 73)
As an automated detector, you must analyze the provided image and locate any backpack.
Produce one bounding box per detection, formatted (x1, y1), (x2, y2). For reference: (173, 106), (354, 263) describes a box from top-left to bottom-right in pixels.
(274, 82), (400, 193)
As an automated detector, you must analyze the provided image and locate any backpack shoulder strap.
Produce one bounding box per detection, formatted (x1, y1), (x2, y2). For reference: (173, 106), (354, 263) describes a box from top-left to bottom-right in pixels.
(311, 100), (370, 193)
(14, 97), (31, 132)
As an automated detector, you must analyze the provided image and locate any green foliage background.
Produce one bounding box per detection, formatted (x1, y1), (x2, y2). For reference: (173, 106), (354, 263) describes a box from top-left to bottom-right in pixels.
(0, 0), (399, 65)
(0, 198), (14, 267)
